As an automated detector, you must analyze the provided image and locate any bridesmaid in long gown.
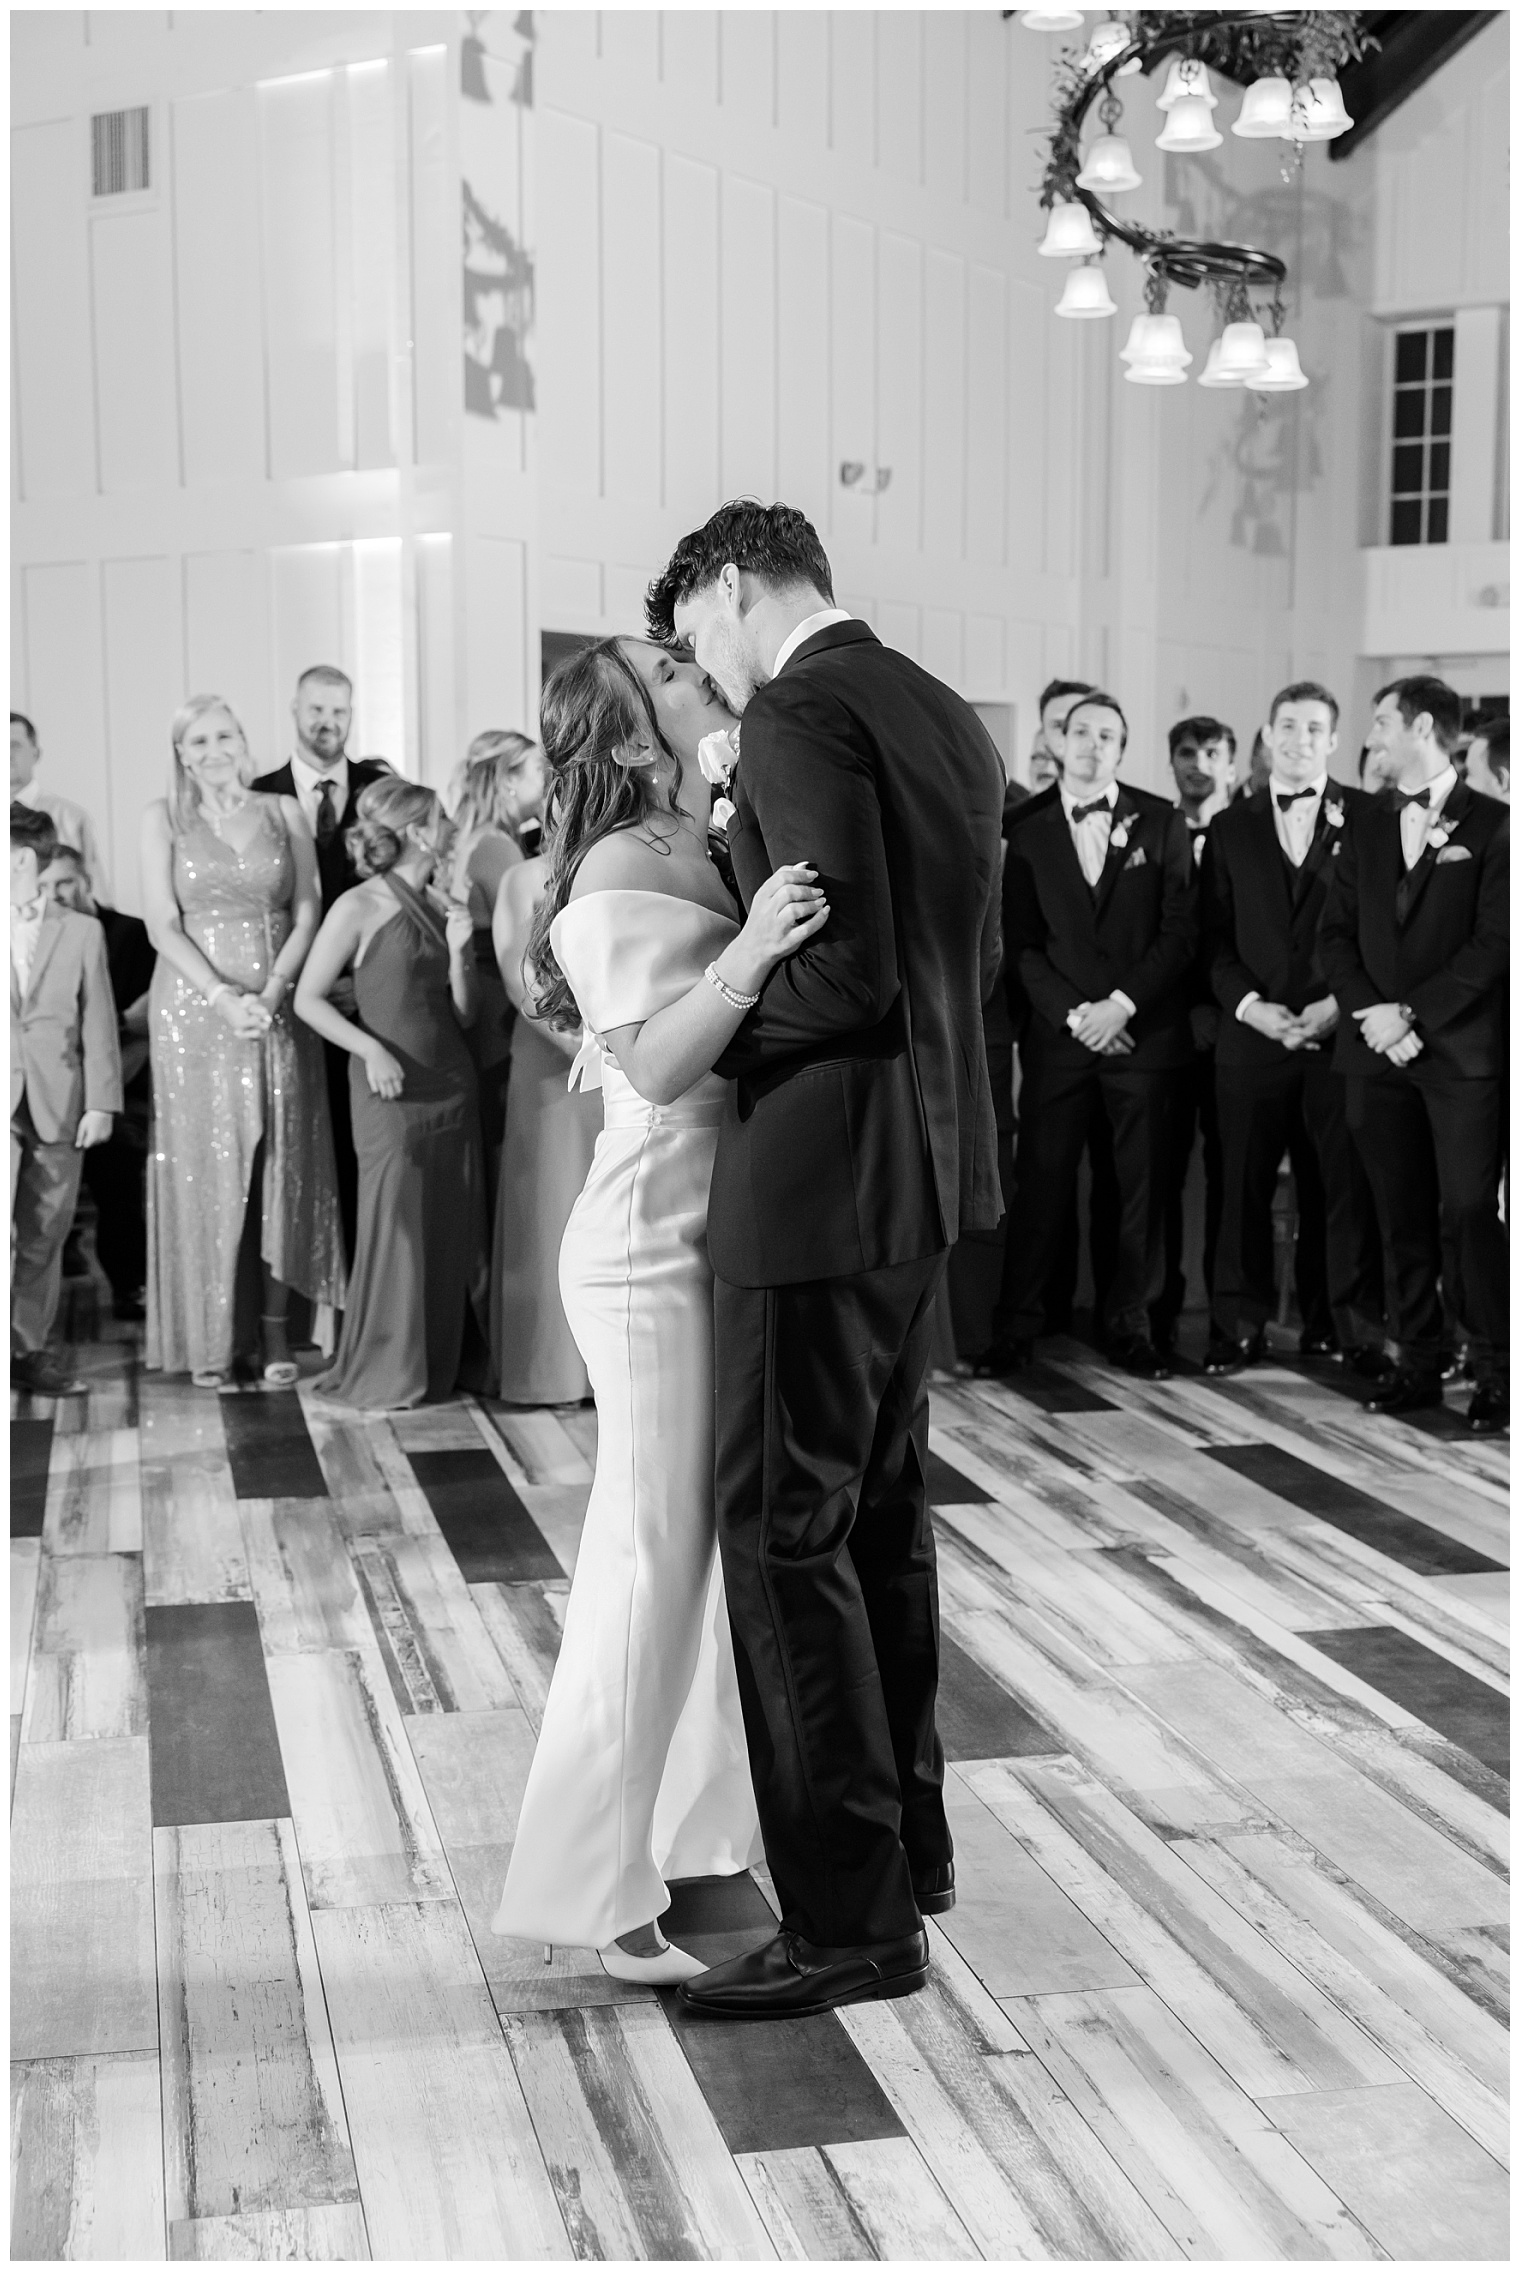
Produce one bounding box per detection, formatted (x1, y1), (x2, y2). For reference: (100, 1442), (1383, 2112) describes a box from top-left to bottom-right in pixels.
(491, 637), (827, 1983)
(295, 777), (489, 1409)
(447, 731), (549, 1195)
(489, 853), (600, 1404)
(142, 694), (346, 1386)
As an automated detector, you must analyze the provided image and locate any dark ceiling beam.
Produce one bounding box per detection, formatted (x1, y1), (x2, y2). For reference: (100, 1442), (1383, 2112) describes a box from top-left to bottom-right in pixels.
(1330, 10), (1498, 159)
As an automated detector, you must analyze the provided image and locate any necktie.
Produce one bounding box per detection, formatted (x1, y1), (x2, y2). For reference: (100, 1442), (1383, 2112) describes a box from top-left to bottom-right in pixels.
(315, 778), (337, 847)
(1275, 788), (1315, 810)
(1070, 799), (1111, 823)
(1397, 786), (1431, 809)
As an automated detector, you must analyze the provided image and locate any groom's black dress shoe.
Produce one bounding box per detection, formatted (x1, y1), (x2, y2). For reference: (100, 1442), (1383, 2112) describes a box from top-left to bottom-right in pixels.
(676, 1929), (928, 2018)
(970, 1336), (1035, 1378)
(912, 1861), (956, 1915)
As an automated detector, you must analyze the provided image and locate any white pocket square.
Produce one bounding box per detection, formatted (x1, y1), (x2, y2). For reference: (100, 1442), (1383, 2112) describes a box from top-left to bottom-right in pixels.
(1435, 845), (1472, 863)
(1124, 847), (1147, 870)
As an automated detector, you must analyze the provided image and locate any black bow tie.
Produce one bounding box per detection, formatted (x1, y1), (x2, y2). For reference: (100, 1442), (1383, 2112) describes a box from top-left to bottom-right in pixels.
(1275, 787), (1316, 810)
(1397, 786), (1432, 809)
(1070, 799), (1112, 823)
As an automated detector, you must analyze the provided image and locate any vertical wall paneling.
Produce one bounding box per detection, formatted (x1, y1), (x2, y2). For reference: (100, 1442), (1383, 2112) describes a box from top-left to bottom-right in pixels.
(415, 533), (455, 785)
(662, 155), (721, 527)
(408, 45), (452, 468)
(830, 14), (876, 171)
(600, 10), (659, 90)
(1039, 294), (1077, 581)
(877, 14), (923, 189)
(776, 13), (828, 151)
(719, 175), (777, 504)
(183, 552), (273, 771)
(966, 10), (1008, 219)
(966, 265), (1008, 570)
(776, 196), (832, 533)
(601, 133), (663, 510)
(923, 12), (969, 208)
(23, 564), (110, 882)
(720, 10), (776, 132)
(91, 206), (180, 493)
(922, 607), (964, 691)
(661, 11), (718, 109)
(172, 89), (266, 487)
(831, 212), (877, 549)
(353, 540), (407, 764)
(1449, 305), (1502, 543)
(877, 601), (921, 661)
(536, 109), (602, 497)
(12, 121), (98, 498)
(922, 250), (968, 563)
(876, 232), (924, 557)
(463, 536), (528, 744)
(348, 60), (395, 472)
(966, 612), (1007, 697)
(272, 547), (347, 724)
(258, 71), (341, 478)
(102, 557), (181, 910)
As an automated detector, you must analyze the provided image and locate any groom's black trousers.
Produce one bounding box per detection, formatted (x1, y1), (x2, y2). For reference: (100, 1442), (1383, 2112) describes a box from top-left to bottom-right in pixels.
(713, 1250), (951, 1949)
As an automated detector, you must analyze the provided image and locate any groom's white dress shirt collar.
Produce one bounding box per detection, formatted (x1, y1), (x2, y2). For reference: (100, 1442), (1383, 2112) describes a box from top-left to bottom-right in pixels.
(771, 609), (854, 679)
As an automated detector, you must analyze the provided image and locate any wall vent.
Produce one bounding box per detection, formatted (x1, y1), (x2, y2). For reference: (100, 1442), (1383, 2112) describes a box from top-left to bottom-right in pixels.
(91, 107), (150, 197)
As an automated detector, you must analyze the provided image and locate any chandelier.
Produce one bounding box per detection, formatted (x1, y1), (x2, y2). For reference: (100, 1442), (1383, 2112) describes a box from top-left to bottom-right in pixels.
(1023, 10), (1374, 389)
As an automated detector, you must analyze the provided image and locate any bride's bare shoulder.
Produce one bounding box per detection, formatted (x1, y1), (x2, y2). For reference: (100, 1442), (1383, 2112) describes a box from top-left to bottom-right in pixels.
(568, 828), (670, 900)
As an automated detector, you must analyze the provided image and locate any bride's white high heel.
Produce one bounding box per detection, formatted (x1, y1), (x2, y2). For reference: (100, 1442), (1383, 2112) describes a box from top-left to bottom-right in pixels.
(597, 1932), (707, 1985)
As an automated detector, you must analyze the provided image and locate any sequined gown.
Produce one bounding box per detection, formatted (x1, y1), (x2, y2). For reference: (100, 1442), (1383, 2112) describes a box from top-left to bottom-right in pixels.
(146, 800), (346, 1376)
(314, 875), (489, 1409)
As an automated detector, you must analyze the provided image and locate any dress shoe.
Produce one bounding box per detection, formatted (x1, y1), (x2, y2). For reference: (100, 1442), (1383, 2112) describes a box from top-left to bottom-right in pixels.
(1298, 1332), (1339, 1358)
(911, 1861), (955, 1915)
(1364, 1368), (1443, 1417)
(12, 1349), (86, 1397)
(1203, 1333), (1263, 1377)
(971, 1336), (1034, 1378)
(1338, 1342), (1394, 1382)
(1108, 1335), (1172, 1381)
(676, 1928), (928, 2019)
(597, 1934), (707, 1984)
(1442, 1345), (1475, 1384)
(1465, 1383), (1509, 1436)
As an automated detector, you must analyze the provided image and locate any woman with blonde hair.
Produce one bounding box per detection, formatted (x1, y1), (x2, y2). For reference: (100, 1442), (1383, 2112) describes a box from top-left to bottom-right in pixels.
(141, 693), (346, 1386)
(447, 729), (549, 1186)
(296, 775), (489, 1408)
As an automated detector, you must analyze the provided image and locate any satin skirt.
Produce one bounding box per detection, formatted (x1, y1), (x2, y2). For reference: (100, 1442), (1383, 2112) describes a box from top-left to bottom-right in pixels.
(492, 1069), (762, 1950)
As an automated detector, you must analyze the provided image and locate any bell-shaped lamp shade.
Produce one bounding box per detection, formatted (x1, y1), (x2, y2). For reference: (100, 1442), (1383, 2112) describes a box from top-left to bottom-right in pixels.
(1295, 77), (1354, 140)
(1075, 134), (1142, 193)
(1120, 312), (1192, 382)
(1157, 93), (1224, 152)
(1232, 74), (1294, 138)
(1212, 321), (1271, 382)
(1021, 7), (1085, 29)
(1055, 263), (1118, 319)
(1196, 339), (1237, 388)
(1038, 199), (1103, 257)
(1156, 57), (1217, 109)
(1246, 336), (1310, 391)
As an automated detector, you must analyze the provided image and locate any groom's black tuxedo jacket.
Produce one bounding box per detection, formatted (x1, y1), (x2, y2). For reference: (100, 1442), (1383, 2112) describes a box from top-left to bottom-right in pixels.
(711, 620), (1005, 1287)
(251, 758), (391, 912)
(1002, 782), (1197, 1072)
(1318, 775), (1508, 1082)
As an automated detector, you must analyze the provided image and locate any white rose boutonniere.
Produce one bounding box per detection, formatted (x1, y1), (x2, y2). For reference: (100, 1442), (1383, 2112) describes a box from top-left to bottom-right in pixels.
(697, 725), (740, 790)
(1426, 818), (1454, 855)
(1323, 800), (1344, 829)
(1108, 814), (1135, 856)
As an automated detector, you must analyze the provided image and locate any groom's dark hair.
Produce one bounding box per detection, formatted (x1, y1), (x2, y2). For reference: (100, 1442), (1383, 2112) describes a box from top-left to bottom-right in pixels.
(645, 501), (834, 644)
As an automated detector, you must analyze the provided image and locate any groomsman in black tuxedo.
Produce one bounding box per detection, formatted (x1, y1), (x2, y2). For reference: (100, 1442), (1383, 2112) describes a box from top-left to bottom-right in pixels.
(252, 665), (389, 1258)
(1150, 714), (1235, 1355)
(994, 693), (1197, 1379)
(1319, 675), (1508, 1432)
(1201, 681), (1384, 1377)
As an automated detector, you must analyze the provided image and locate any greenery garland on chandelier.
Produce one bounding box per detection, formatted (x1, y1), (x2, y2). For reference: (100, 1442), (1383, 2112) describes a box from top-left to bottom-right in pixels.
(1023, 10), (1375, 387)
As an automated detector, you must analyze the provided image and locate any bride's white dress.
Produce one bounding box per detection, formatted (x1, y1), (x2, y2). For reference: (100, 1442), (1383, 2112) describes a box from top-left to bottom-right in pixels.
(492, 888), (763, 1950)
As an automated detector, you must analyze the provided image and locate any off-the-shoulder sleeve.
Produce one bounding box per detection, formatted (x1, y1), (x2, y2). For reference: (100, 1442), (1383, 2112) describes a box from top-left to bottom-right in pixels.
(549, 891), (739, 1038)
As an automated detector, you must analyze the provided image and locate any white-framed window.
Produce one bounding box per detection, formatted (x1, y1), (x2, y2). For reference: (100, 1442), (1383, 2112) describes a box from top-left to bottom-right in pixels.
(1389, 322), (1454, 545)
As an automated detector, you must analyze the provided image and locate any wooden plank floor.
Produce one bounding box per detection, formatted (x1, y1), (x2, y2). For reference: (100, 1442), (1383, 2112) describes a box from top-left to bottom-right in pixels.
(10, 1288), (1510, 2262)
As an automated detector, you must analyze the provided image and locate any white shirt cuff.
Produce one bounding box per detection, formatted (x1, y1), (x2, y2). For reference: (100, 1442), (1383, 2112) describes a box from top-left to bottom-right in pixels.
(1236, 990), (1261, 1021)
(1108, 991), (1135, 1017)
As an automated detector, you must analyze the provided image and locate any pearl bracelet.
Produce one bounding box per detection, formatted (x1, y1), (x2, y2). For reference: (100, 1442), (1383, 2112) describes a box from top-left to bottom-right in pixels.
(705, 961), (760, 1012)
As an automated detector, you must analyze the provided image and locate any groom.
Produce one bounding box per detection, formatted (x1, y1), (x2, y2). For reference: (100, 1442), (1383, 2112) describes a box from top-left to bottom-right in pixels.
(646, 502), (1005, 2016)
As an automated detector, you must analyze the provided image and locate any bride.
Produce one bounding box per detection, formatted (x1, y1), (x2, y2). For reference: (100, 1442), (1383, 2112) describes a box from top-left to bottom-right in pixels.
(491, 636), (828, 1982)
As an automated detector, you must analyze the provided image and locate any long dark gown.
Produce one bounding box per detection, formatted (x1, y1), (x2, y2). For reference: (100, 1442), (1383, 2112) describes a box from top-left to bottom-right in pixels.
(314, 875), (488, 1409)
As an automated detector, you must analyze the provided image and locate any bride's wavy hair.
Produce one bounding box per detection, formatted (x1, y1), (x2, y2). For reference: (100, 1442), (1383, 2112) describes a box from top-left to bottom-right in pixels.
(527, 639), (680, 1031)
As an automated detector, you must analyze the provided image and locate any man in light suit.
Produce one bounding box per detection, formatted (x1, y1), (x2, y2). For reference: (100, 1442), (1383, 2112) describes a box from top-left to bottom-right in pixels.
(10, 805), (121, 1396)
(252, 664), (388, 1258)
